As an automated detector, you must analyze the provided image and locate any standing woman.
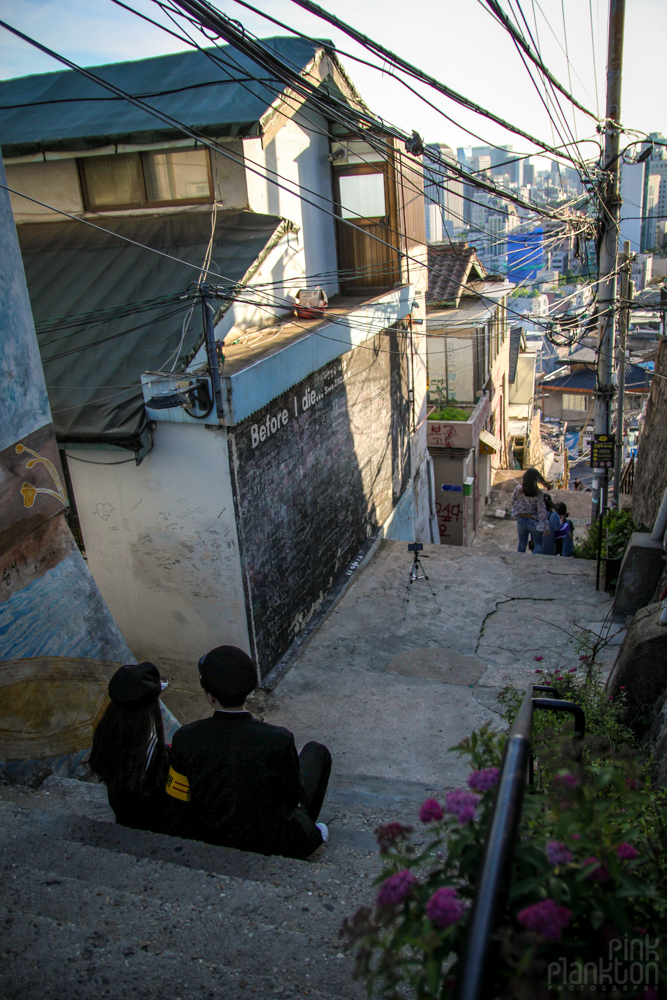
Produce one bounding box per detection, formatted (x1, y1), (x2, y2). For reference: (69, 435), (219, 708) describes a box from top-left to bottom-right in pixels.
(511, 467), (551, 554)
(90, 662), (171, 833)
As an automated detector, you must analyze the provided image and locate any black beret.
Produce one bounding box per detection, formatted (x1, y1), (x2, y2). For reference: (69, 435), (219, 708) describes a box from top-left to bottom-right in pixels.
(108, 662), (162, 709)
(198, 646), (257, 703)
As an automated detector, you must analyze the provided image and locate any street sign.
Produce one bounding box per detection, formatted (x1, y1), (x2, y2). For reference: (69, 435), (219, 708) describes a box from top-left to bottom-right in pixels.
(590, 434), (615, 468)
(441, 484), (462, 492)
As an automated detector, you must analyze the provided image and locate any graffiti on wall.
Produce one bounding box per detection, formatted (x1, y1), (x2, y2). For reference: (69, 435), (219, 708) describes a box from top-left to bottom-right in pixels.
(0, 423), (67, 558)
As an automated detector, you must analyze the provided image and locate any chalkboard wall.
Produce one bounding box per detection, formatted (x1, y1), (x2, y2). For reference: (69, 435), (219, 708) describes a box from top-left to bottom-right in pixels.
(229, 325), (410, 676)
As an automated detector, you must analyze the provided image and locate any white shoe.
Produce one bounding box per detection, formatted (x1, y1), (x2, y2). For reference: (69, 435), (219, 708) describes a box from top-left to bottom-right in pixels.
(315, 822), (329, 843)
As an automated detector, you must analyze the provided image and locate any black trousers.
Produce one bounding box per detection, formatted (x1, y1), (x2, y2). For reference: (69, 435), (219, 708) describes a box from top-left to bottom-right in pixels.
(299, 741), (332, 822)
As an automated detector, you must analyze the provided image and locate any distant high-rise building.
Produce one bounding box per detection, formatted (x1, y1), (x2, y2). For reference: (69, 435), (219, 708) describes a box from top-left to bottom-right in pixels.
(423, 143), (464, 242)
(523, 162), (535, 187)
(620, 133), (667, 252)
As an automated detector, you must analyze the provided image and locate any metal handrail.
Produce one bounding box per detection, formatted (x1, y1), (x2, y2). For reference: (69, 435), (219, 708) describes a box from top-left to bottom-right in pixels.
(455, 685), (585, 1000)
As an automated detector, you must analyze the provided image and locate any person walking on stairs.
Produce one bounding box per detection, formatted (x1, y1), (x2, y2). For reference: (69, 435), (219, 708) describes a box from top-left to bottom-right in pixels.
(511, 467), (551, 554)
(165, 645), (331, 859)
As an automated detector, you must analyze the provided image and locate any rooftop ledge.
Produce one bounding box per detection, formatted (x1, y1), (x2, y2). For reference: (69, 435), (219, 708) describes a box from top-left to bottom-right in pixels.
(142, 284), (414, 427)
(426, 394), (490, 451)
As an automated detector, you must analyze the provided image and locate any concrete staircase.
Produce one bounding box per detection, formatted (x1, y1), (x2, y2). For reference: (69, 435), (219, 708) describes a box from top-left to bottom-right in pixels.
(0, 772), (429, 1000)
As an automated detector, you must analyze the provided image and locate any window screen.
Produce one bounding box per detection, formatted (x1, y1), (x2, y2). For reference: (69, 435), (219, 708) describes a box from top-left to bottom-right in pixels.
(339, 172), (386, 219)
(143, 149), (211, 202)
(562, 393), (588, 411)
(81, 153), (144, 209)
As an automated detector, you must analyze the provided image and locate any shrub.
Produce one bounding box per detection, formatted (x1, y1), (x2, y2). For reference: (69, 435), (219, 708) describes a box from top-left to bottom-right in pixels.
(574, 509), (643, 561)
(342, 671), (666, 998)
(428, 407), (470, 422)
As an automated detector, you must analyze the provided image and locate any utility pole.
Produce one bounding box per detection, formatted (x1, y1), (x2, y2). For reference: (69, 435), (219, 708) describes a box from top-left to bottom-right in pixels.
(613, 241), (632, 508)
(593, 0), (626, 519)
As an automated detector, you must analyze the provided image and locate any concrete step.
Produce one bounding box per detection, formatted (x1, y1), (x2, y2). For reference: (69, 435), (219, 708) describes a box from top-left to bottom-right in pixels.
(0, 908), (351, 1000)
(0, 774), (431, 1000)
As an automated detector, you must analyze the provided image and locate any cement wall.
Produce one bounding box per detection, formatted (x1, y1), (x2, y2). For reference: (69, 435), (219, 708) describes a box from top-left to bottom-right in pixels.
(228, 326), (412, 676)
(243, 109), (339, 299)
(65, 422), (250, 717)
(633, 336), (667, 529)
(5, 159), (84, 223)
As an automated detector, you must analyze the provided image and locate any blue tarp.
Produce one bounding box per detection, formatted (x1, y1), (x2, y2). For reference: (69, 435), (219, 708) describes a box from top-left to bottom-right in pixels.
(0, 37), (323, 156)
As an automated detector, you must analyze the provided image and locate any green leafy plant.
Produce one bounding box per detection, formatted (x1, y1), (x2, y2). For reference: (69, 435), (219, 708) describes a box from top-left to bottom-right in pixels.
(342, 671), (665, 999)
(574, 509), (643, 561)
(428, 406), (470, 422)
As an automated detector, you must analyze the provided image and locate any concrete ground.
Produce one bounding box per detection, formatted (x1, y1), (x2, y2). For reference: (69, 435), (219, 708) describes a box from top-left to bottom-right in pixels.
(259, 537), (615, 797)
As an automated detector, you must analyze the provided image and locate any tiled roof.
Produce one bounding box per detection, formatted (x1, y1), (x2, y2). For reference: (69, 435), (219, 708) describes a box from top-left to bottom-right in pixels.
(540, 363), (653, 393)
(427, 243), (486, 306)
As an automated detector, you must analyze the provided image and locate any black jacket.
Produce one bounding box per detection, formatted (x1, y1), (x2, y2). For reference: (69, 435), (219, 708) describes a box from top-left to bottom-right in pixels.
(166, 712), (323, 859)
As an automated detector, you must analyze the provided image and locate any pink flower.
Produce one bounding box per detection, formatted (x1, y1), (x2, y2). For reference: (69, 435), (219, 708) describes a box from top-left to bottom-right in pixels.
(546, 840), (573, 866)
(582, 856), (610, 883)
(375, 822), (413, 852)
(616, 842), (639, 860)
(445, 789), (480, 825)
(579, 654), (590, 661)
(426, 887), (465, 929)
(534, 656), (544, 662)
(467, 768), (499, 792)
(377, 869), (417, 907)
(620, 686), (626, 690)
(571, 833), (581, 841)
(420, 798), (443, 823)
(626, 777), (638, 790)
(568, 668), (577, 673)
(517, 899), (572, 942)
(534, 669), (543, 674)
(553, 773), (579, 790)
(554, 675), (563, 681)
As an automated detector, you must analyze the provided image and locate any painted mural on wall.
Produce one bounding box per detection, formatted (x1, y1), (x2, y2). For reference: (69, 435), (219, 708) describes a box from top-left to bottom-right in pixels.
(0, 156), (132, 667)
(0, 423), (67, 557)
(230, 326), (410, 676)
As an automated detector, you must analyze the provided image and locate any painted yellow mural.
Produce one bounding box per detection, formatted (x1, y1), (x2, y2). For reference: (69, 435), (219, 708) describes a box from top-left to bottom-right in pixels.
(16, 443), (67, 508)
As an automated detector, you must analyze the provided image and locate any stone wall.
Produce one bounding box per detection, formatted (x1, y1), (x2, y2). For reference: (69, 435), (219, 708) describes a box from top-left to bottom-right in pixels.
(632, 336), (667, 528)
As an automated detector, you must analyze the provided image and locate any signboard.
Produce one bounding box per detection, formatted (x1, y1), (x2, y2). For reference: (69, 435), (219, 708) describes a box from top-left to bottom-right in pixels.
(441, 484), (463, 492)
(590, 434), (615, 469)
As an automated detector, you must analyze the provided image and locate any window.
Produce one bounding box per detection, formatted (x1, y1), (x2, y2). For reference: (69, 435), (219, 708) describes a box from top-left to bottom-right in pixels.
(338, 171), (386, 219)
(80, 148), (212, 210)
(562, 393), (588, 412)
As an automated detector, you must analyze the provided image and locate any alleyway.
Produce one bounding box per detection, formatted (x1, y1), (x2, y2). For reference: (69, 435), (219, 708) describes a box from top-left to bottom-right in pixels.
(0, 536), (616, 1000)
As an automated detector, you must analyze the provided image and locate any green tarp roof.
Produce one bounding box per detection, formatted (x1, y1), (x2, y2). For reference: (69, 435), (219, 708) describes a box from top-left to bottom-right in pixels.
(19, 210), (284, 453)
(0, 37), (323, 157)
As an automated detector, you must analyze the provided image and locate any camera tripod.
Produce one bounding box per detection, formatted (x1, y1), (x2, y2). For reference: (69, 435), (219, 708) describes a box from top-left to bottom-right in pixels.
(402, 543), (439, 617)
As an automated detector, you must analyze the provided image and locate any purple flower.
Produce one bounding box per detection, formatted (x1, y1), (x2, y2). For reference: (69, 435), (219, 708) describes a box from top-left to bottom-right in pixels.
(467, 768), (499, 792)
(375, 822), (413, 853)
(554, 675), (563, 681)
(425, 887), (465, 929)
(553, 773), (579, 790)
(572, 833), (581, 841)
(535, 669), (543, 674)
(568, 668), (577, 673)
(582, 856), (610, 883)
(616, 842), (639, 860)
(546, 840), (573, 866)
(376, 870), (417, 907)
(517, 899), (572, 942)
(420, 798), (444, 823)
(534, 656), (544, 662)
(445, 789), (480, 825)
(579, 654), (590, 661)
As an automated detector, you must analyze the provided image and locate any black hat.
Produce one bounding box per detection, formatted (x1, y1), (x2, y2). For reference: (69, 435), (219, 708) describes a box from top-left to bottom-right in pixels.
(108, 662), (163, 709)
(198, 646), (257, 704)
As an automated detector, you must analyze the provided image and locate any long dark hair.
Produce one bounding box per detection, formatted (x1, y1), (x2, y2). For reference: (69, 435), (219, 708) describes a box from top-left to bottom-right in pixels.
(521, 467), (548, 497)
(90, 699), (168, 798)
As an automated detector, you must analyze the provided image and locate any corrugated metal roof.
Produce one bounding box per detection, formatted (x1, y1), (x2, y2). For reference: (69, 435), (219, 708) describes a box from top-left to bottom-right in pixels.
(427, 243), (485, 305)
(539, 363), (653, 392)
(20, 210), (284, 451)
(0, 37), (323, 156)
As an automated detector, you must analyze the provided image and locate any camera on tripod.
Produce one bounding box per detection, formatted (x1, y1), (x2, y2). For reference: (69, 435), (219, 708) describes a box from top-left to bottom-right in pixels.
(408, 542), (424, 553)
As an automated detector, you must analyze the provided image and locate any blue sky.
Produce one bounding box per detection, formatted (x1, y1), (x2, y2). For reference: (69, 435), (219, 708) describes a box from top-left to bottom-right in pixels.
(1, 0), (664, 158)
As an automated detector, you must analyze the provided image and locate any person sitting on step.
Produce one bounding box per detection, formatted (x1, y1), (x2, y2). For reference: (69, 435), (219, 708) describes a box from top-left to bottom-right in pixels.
(165, 645), (331, 859)
(90, 662), (171, 833)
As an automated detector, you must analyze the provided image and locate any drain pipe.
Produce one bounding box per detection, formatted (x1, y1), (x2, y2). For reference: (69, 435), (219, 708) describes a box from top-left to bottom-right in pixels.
(651, 485), (667, 543)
